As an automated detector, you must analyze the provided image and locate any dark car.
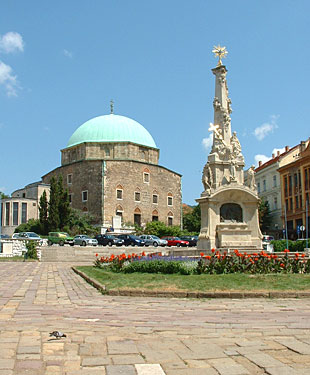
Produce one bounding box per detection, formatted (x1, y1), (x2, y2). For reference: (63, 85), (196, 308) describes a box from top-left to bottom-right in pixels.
(179, 236), (198, 247)
(117, 234), (146, 247)
(95, 234), (124, 246)
(161, 236), (189, 247)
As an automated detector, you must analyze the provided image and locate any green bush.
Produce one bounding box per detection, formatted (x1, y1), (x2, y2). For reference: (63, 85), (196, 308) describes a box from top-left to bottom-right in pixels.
(122, 260), (196, 275)
(271, 239), (309, 252)
(25, 241), (38, 260)
(14, 219), (42, 234)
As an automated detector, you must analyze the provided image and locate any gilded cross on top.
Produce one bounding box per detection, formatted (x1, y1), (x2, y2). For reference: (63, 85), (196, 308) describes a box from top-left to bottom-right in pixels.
(212, 45), (228, 66)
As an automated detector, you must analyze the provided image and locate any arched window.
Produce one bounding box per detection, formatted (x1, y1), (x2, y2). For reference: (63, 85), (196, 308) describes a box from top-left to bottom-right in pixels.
(167, 211), (173, 226)
(143, 168), (150, 183)
(116, 184), (123, 200)
(220, 203), (243, 222)
(116, 205), (123, 218)
(152, 209), (158, 222)
(134, 187), (141, 202)
(134, 207), (141, 226)
(152, 189), (158, 204)
(167, 193), (173, 206)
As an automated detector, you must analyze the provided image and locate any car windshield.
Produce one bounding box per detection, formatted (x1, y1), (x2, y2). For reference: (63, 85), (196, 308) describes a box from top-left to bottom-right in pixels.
(174, 237), (181, 240)
(27, 233), (39, 238)
(60, 232), (69, 236)
(151, 236), (159, 239)
(131, 236), (140, 240)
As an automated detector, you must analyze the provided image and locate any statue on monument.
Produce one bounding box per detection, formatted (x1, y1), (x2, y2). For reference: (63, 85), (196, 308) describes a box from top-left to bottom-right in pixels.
(229, 157), (237, 182)
(230, 131), (242, 157)
(247, 165), (256, 189)
(202, 162), (213, 191)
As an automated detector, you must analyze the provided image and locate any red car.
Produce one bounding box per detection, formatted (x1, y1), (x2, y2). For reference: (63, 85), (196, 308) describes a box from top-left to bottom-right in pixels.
(161, 236), (189, 247)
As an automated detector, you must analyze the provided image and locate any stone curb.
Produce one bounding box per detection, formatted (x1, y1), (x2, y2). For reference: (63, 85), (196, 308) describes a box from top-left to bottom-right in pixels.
(71, 267), (310, 299)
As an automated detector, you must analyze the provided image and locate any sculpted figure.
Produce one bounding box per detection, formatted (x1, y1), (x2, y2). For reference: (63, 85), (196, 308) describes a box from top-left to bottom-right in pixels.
(230, 131), (242, 158)
(202, 162), (213, 191)
(247, 165), (256, 189)
(229, 158), (236, 181)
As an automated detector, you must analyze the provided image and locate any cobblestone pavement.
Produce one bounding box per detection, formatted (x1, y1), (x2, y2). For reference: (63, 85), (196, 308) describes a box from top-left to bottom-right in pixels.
(1, 263), (310, 374)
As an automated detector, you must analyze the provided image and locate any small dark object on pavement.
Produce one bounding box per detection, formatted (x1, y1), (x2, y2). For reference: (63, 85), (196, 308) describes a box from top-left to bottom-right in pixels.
(49, 331), (67, 339)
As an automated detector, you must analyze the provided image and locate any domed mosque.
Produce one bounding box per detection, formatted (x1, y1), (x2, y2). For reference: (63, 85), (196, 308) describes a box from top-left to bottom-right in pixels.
(42, 102), (182, 231)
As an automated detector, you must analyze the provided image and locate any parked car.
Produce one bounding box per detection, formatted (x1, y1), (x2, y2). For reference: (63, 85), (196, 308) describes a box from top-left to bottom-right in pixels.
(95, 234), (124, 246)
(179, 236), (198, 247)
(47, 232), (74, 246)
(139, 235), (168, 247)
(13, 232), (43, 245)
(0, 234), (10, 239)
(117, 234), (146, 246)
(73, 235), (98, 247)
(161, 236), (189, 247)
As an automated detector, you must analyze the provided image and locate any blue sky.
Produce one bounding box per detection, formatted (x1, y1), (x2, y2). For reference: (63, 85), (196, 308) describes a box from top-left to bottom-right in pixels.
(1, 0), (310, 205)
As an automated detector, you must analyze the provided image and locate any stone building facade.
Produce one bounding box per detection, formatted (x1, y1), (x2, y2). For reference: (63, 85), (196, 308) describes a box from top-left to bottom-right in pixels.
(0, 182), (50, 236)
(278, 139), (310, 239)
(42, 113), (182, 230)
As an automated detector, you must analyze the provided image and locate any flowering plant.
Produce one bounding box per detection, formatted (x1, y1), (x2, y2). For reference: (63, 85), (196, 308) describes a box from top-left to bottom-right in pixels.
(94, 249), (310, 275)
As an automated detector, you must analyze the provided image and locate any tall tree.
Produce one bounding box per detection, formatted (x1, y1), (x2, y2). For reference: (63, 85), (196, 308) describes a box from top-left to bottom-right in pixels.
(258, 199), (272, 233)
(59, 188), (71, 229)
(183, 204), (201, 233)
(39, 190), (49, 234)
(0, 192), (9, 199)
(48, 176), (60, 231)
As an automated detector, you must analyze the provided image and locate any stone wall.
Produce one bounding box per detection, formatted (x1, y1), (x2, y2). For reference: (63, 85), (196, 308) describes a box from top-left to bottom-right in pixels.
(42, 160), (103, 222)
(103, 160), (182, 227)
(61, 142), (159, 166)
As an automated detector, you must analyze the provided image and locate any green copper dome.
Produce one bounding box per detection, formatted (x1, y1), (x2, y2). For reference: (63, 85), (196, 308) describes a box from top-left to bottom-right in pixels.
(67, 114), (157, 149)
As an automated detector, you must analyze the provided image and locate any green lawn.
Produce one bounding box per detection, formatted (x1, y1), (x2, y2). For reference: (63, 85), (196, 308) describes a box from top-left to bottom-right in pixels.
(76, 266), (310, 292)
(0, 256), (37, 262)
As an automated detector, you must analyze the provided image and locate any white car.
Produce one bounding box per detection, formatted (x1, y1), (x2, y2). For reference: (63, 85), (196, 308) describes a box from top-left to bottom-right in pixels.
(73, 235), (98, 247)
(12, 232), (43, 245)
(139, 235), (168, 247)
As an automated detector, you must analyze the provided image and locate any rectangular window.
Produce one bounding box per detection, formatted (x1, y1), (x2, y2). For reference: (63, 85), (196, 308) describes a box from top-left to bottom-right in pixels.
(67, 174), (72, 184)
(134, 192), (141, 202)
(69, 194), (72, 203)
(152, 215), (158, 221)
(285, 199), (288, 211)
(263, 180), (266, 192)
(134, 214), (141, 226)
(273, 175), (277, 187)
(167, 196), (173, 206)
(152, 194), (158, 204)
(284, 176), (288, 197)
(274, 197), (277, 210)
(116, 189), (123, 200)
(168, 217), (173, 226)
(5, 202), (10, 226)
(289, 197), (293, 211)
(13, 202), (18, 226)
(288, 175), (292, 195)
(82, 190), (88, 202)
(0, 203), (3, 226)
(143, 173), (150, 183)
(21, 203), (27, 223)
(295, 195), (299, 209)
(257, 182), (260, 194)
(294, 173), (298, 189)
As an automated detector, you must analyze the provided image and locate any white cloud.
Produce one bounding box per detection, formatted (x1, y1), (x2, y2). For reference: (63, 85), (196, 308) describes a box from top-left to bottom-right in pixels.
(254, 146), (287, 167)
(202, 133), (213, 152)
(63, 49), (73, 58)
(0, 61), (19, 96)
(0, 32), (24, 53)
(254, 115), (279, 141)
